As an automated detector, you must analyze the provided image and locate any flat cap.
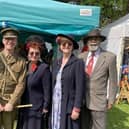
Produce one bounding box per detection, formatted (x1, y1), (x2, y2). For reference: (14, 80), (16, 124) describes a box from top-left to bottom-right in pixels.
(1, 27), (19, 38)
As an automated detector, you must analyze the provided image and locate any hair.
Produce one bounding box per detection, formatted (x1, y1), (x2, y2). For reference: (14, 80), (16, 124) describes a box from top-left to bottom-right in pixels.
(24, 35), (49, 63)
(25, 35), (45, 53)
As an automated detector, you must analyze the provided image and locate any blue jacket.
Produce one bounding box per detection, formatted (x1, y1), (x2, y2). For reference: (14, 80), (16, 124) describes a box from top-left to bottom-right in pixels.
(51, 54), (85, 129)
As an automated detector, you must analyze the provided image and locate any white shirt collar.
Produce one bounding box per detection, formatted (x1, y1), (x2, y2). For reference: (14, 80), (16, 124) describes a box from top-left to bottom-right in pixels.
(88, 48), (101, 57)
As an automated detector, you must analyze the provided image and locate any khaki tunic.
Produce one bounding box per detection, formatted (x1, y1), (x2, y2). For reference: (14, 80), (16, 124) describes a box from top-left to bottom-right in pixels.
(0, 51), (27, 106)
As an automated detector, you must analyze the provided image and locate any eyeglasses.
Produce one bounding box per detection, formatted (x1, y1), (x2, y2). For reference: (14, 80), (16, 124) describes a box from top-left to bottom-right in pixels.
(60, 42), (73, 47)
(4, 37), (17, 41)
(88, 37), (101, 41)
(29, 51), (40, 56)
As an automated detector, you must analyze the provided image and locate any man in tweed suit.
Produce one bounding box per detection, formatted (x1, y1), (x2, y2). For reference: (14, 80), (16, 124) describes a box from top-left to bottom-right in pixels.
(79, 29), (118, 129)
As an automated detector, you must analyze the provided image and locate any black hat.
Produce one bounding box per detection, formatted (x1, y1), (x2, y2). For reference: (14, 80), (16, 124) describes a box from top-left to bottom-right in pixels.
(83, 29), (106, 44)
(56, 34), (79, 49)
(1, 27), (19, 38)
(25, 35), (45, 51)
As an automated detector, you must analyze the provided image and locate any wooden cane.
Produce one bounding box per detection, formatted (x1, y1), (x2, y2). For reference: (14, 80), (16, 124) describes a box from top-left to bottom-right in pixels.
(16, 104), (33, 108)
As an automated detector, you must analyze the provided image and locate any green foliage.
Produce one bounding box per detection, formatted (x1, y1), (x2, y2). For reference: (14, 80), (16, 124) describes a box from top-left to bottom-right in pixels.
(80, 0), (129, 27)
(56, 0), (129, 26)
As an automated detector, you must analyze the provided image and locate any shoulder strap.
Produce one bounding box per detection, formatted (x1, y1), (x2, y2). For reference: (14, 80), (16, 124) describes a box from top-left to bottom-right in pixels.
(0, 53), (17, 83)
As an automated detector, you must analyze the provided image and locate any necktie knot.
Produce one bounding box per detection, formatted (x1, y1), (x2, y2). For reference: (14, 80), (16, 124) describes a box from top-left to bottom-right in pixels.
(91, 52), (95, 57)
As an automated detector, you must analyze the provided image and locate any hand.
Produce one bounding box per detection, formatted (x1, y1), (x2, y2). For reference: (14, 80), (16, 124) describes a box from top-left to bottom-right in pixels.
(4, 103), (13, 112)
(42, 109), (48, 114)
(0, 104), (4, 112)
(107, 103), (113, 110)
(71, 109), (80, 120)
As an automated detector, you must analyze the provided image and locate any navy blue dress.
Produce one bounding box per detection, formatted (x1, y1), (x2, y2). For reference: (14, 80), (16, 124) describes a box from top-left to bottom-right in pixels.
(17, 62), (51, 129)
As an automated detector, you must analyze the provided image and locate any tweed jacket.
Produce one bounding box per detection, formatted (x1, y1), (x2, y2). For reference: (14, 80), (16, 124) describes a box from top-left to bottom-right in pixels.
(0, 51), (27, 105)
(79, 48), (118, 111)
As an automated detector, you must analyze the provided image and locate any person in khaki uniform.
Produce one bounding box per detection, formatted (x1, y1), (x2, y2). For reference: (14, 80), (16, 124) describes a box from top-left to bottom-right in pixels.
(0, 27), (27, 129)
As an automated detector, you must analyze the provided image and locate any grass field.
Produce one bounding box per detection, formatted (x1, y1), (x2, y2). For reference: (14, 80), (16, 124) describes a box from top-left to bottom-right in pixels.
(14, 104), (129, 129)
(107, 103), (129, 129)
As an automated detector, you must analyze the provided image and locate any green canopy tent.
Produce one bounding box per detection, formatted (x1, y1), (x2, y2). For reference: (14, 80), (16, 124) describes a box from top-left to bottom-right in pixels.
(0, 0), (100, 61)
(0, 0), (100, 42)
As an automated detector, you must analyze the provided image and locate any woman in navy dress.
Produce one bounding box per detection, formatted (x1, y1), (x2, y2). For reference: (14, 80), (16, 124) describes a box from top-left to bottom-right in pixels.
(50, 34), (85, 129)
(17, 35), (51, 129)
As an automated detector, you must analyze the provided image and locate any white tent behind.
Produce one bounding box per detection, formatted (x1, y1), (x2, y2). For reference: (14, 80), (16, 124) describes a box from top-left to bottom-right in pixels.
(101, 14), (129, 80)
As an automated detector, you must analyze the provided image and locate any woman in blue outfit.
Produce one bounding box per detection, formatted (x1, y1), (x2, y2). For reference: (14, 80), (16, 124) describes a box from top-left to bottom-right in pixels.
(50, 34), (85, 129)
(17, 35), (51, 129)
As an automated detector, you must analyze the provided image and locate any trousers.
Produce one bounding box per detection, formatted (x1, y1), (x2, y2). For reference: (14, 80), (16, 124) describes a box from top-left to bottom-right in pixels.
(81, 106), (107, 129)
(0, 111), (16, 129)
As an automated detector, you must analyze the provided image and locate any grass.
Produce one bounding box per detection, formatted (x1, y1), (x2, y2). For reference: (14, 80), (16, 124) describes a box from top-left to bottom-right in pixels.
(107, 103), (129, 129)
(13, 103), (129, 129)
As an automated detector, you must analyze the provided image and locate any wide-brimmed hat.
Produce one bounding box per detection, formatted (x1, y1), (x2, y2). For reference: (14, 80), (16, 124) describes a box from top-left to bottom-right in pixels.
(56, 34), (79, 49)
(83, 29), (106, 44)
(1, 27), (19, 38)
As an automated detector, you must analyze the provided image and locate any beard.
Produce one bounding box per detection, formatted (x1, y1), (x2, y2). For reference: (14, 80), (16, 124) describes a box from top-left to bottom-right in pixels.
(88, 45), (99, 52)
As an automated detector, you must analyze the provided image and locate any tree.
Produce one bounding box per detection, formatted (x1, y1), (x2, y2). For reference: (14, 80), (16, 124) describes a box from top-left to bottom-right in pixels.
(80, 0), (129, 27)
(56, 0), (129, 27)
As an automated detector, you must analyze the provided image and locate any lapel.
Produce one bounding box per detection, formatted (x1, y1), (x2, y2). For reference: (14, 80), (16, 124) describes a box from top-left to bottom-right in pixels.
(57, 54), (77, 69)
(7, 55), (17, 64)
(64, 54), (77, 69)
(91, 49), (106, 76)
(1, 51), (17, 64)
(53, 54), (77, 88)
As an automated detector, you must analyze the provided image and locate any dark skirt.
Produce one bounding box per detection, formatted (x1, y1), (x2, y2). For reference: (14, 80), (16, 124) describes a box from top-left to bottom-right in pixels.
(16, 110), (46, 129)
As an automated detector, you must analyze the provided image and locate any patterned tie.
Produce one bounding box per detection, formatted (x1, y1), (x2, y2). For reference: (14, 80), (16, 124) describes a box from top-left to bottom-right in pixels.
(86, 52), (95, 76)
